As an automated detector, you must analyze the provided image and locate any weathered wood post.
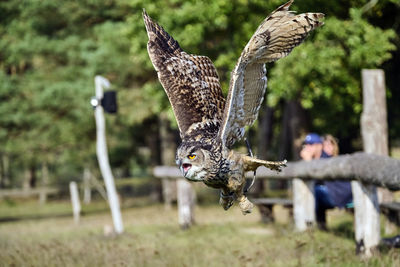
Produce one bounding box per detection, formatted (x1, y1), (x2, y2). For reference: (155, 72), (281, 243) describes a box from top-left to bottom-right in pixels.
(93, 75), (124, 234)
(69, 181), (81, 224)
(177, 179), (196, 229)
(153, 166), (196, 229)
(352, 69), (386, 256)
(293, 179), (315, 231)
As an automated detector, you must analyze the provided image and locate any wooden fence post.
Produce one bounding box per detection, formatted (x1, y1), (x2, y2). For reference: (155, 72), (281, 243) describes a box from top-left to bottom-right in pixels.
(177, 179), (195, 229)
(69, 181), (81, 224)
(352, 69), (387, 257)
(293, 179), (315, 231)
(153, 167), (196, 229)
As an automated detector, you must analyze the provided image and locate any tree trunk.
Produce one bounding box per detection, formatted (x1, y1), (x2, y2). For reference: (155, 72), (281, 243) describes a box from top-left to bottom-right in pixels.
(159, 113), (178, 209)
(254, 104), (274, 197)
(3, 154), (10, 188)
(41, 162), (49, 185)
(0, 153), (8, 188)
(23, 165), (36, 190)
(257, 105), (274, 160)
(0, 153), (3, 188)
(3, 155), (10, 187)
(83, 167), (92, 204)
(39, 162), (49, 204)
(279, 100), (309, 161)
(143, 118), (163, 203)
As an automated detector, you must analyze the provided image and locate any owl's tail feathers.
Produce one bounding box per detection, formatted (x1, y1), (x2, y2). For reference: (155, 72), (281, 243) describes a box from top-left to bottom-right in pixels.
(243, 156), (287, 172)
(245, 0), (324, 63)
(142, 9), (182, 56)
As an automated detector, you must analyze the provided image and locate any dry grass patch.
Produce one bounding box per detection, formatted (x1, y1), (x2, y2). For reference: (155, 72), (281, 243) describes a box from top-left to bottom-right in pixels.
(0, 203), (399, 266)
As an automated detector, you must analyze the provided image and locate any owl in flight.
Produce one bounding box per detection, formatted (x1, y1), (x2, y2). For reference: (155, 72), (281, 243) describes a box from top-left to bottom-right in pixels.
(144, 0), (324, 214)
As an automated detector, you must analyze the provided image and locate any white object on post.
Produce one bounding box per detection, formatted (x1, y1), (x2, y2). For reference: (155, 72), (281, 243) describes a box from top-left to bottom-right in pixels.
(293, 178), (315, 231)
(69, 181), (81, 224)
(94, 75), (124, 234)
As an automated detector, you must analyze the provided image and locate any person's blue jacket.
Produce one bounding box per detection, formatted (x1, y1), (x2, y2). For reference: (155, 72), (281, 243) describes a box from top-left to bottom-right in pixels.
(320, 151), (353, 208)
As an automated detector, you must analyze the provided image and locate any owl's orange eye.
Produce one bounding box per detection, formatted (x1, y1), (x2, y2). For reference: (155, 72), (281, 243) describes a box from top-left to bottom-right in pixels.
(188, 154), (196, 160)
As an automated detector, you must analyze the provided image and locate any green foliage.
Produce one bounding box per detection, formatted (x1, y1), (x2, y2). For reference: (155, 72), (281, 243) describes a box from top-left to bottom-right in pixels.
(0, 0), (398, 185)
(0, 0), (134, 182)
(268, 8), (396, 135)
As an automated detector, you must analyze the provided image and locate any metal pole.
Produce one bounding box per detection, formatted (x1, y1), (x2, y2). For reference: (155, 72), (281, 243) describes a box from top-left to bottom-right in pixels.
(94, 75), (124, 234)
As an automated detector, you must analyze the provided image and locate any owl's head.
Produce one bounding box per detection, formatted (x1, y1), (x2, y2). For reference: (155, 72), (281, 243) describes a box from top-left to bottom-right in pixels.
(176, 142), (212, 182)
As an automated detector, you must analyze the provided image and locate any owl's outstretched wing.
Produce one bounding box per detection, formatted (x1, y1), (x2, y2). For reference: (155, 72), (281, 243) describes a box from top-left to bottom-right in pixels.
(219, 0), (324, 147)
(143, 11), (225, 138)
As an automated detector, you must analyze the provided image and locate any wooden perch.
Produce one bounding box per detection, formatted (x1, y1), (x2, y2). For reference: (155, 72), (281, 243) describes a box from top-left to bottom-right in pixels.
(255, 152), (400, 190)
(154, 152), (400, 191)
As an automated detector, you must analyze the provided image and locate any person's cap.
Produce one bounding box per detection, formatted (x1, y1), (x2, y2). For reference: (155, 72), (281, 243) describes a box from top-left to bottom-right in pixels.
(303, 133), (322, 145)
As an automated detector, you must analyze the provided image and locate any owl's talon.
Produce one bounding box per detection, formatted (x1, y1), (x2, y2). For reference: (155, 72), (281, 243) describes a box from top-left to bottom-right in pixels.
(266, 159), (287, 172)
(238, 196), (254, 215)
(219, 192), (235, 210)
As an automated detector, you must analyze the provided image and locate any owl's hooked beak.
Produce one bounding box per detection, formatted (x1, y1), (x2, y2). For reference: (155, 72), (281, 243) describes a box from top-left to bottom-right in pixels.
(177, 158), (204, 181)
(177, 158), (192, 178)
(180, 163), (192, 177)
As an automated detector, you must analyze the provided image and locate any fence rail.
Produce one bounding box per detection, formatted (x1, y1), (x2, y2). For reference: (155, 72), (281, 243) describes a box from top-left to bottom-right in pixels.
(154, 152), (400, 189)
(0, 187), (60, 198)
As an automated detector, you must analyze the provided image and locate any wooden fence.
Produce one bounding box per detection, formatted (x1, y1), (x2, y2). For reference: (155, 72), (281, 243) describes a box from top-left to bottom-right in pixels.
(0, 187), (60, 204)
(153, 154), (400, 257)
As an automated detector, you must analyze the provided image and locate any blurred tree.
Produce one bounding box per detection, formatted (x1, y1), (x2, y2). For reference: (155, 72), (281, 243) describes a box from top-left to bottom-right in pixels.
(268, 7), (396, 154)
(0, 0), (398, 189)
(0, 0), (135, 186)
(126, 0), (397, 158)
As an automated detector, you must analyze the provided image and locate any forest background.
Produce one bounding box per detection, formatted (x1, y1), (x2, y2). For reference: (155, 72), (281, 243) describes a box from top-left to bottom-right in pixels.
(0, 0), (399, 189)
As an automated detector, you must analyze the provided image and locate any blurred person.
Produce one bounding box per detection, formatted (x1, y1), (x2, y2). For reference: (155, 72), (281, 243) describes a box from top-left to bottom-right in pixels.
(322, 134), (339, 156)
(300, 133), (326, 160)
(300, 133), (353, 230)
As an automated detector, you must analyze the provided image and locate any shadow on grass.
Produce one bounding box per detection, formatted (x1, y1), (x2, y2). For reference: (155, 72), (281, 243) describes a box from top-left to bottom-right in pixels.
(330, 220), (354, 240)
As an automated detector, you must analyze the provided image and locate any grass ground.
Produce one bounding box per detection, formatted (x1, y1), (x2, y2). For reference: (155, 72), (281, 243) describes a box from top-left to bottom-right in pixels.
(0, 200), (399, 267)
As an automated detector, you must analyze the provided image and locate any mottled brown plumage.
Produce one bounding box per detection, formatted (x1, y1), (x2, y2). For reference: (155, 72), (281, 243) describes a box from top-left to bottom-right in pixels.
(143, 0), (324, 214)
